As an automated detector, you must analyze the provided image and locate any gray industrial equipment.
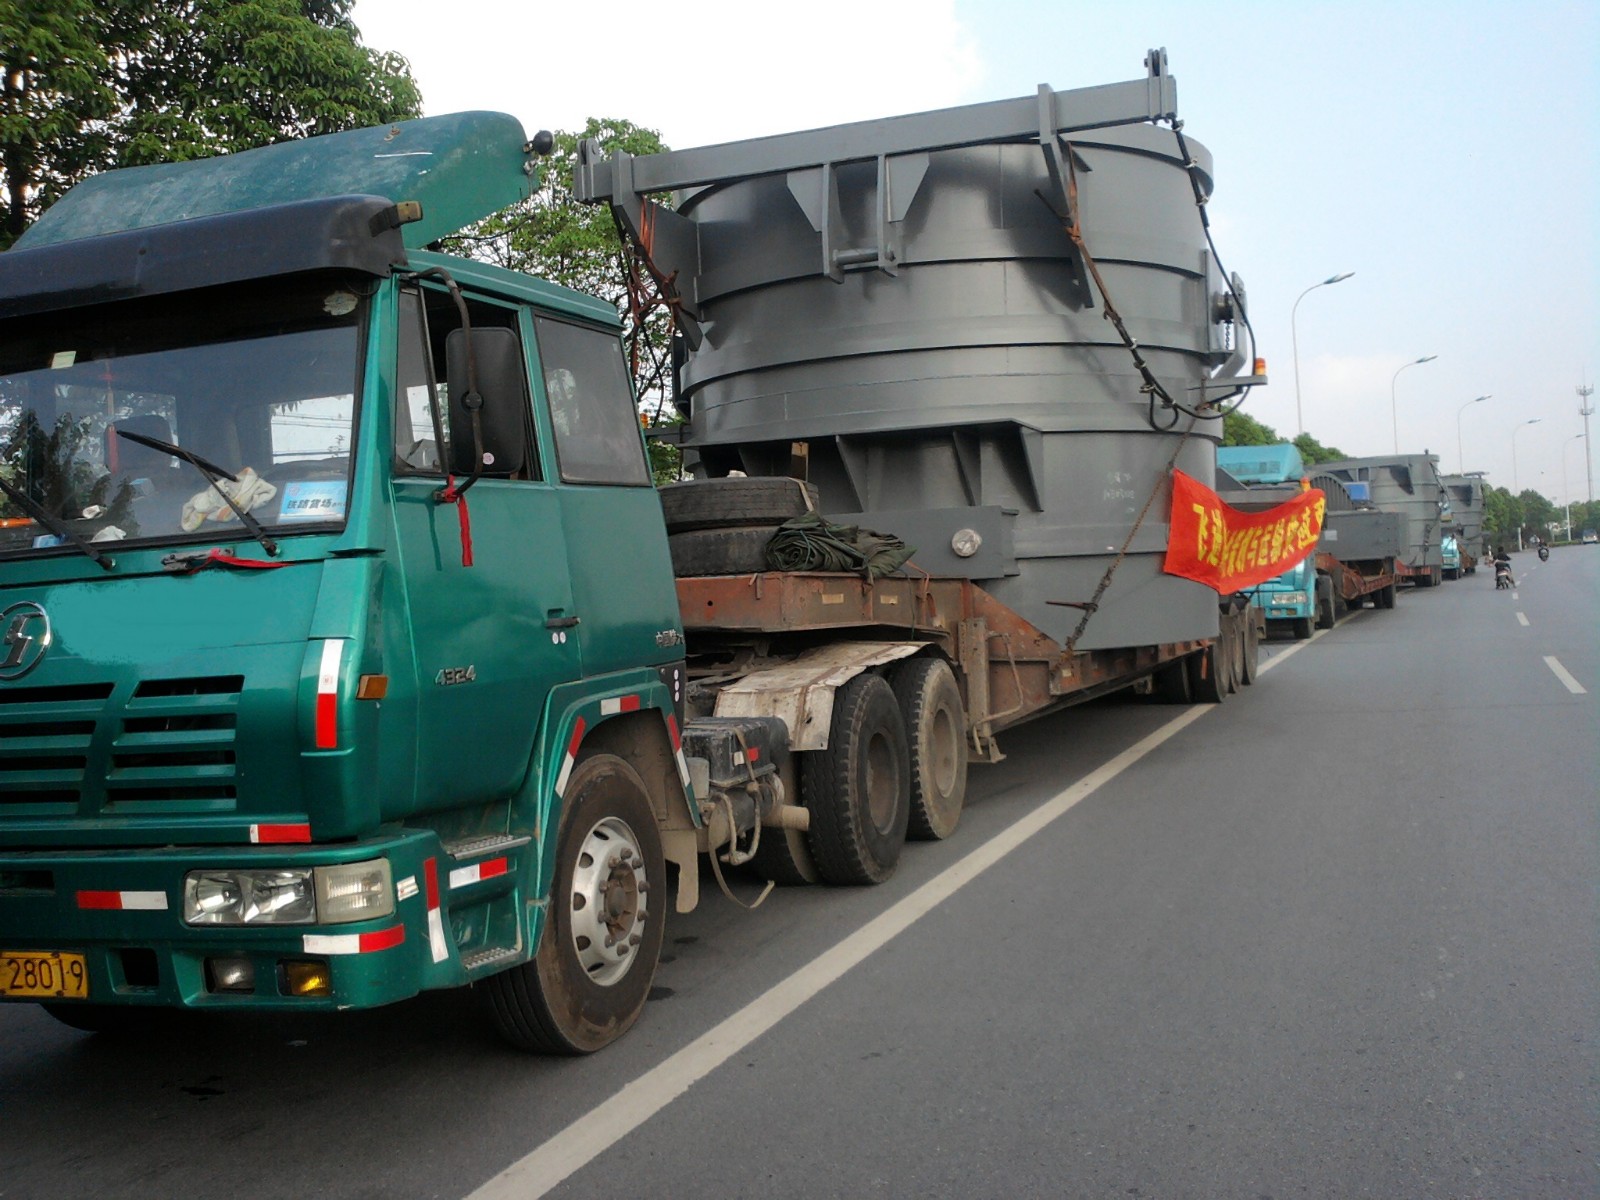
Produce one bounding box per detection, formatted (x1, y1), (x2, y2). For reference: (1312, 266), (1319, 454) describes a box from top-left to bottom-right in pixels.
(1318, 455), (1451, 571)
(578, 52), (1258, 650)
(1442, 473), (1487, 556)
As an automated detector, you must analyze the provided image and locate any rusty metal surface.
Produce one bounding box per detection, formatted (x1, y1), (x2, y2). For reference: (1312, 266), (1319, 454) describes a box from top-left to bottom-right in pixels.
(713, 640), (924, 750)
(681, 571), (1203, 747)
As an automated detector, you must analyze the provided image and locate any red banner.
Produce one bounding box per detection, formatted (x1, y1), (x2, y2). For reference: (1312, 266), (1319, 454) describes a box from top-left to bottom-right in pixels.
(1164, 469), (1326, 593)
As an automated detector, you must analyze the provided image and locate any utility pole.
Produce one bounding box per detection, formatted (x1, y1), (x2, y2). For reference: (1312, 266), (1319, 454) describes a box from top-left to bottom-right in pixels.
(1580, 384), (1595, 503)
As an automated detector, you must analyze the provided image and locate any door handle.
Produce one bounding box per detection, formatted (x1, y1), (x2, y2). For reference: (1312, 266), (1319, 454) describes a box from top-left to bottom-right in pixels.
(545, 615), (581, 630)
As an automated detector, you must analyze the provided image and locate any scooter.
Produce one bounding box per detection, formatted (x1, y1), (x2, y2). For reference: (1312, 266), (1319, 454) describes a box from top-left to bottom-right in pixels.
(1538, 544), (1550, 562)
(1495, 561), (1514, 589)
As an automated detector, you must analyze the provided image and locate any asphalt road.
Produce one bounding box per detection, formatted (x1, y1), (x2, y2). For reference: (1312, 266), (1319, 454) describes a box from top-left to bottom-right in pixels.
(3, 546), (1595, 1199)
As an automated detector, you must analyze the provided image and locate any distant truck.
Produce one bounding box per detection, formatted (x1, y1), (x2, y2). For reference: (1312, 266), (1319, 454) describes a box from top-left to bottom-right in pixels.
(1217, 444), (1401, 638)
(1318, 453), (1451, 588)
(1, 54), (1272, 1052)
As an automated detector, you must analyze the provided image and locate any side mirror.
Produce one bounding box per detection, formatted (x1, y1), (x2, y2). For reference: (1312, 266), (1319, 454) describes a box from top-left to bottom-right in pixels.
(445, 327), (527, 477)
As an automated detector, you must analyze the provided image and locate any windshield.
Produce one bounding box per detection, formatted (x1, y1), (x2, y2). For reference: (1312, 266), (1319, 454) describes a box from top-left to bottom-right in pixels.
(0, 276), (364, 561)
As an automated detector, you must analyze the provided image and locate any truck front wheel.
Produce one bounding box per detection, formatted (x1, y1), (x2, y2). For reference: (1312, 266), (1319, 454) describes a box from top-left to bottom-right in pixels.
(481, 755), (665, 1054)
(802, 673), (911, 884)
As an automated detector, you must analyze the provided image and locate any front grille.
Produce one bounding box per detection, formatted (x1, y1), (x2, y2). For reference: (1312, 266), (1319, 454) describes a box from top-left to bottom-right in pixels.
(0, 675), (243, 815)
(0, 682), (112, 811)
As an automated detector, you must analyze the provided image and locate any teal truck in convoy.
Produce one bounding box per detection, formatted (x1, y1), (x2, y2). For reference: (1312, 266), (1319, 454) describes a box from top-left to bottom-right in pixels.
(1, 62), (1265, 1052)
(1217, 443), (1401, 638)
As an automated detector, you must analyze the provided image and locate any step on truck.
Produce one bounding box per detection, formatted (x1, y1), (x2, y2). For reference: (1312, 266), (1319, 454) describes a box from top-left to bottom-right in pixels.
(1216, 444), (1402, 638)
(2, 53), (1268, 1052)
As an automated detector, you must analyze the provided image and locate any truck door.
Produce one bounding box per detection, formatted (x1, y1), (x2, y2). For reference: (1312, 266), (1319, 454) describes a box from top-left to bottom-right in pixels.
(531, 314), (681, 679)
(390, 287), (582, 816)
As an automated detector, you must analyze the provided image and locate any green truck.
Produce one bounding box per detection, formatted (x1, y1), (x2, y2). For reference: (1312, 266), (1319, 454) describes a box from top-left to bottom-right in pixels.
(1, 92), (1260, 1052)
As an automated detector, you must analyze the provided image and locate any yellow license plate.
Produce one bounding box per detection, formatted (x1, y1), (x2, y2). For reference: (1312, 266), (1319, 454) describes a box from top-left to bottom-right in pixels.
(0, 950), (89, 999)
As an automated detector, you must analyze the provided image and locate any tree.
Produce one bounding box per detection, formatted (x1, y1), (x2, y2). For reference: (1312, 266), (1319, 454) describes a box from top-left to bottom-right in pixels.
(0, 0), (421, 247)
(1291, 430), (1346, 465)
(443, 116), (685, 483)
(1221, 410), (1280, 447)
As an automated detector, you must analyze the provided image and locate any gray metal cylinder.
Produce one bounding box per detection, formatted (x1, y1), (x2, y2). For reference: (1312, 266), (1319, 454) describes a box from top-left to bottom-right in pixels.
(674, 123), (1234, 649)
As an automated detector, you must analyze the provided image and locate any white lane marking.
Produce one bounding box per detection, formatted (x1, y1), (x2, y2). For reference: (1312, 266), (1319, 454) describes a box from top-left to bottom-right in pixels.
(468, 637), (1317, 1200)
(1512, 591), (1519, 600)
(1516, 612), (1530, 626)
(1543, 656), (1587, 695)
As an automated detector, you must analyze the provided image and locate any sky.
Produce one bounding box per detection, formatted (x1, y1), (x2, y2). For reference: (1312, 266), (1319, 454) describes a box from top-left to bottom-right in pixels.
(353, 0), (1599, 508)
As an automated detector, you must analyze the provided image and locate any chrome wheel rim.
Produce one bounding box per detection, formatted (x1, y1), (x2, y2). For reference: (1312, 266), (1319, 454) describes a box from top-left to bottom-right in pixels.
(568, 816), (649, 987)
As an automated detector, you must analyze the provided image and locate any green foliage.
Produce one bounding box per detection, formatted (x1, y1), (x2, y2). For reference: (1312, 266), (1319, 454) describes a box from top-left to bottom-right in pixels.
(1290, 430), (1346, 465)
(1220, 411), (1345, 464)
(0, 0), (421, 246)
(1220, 410), (1279, 447)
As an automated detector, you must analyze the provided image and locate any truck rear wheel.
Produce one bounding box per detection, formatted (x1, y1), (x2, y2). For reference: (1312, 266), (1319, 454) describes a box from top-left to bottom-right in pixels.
(1315, 576), (1336, 630)
(1239, 612), (1260, 686)
(480, 755), (665, 1054)
(1377, 582), (1397, 609)
(1187, 642), (1229, 704)
(888, 657), (968, 841)
(802, 673), (911, 884)
(747, 826), (821, 886)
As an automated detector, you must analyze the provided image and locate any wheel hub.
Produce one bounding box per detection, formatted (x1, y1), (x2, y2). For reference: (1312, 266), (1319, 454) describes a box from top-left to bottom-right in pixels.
(569, 817), (650, 987)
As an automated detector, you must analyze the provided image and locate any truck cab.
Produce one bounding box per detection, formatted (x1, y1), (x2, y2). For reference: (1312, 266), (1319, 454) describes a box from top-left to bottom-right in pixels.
(0, 116), (695, 1051)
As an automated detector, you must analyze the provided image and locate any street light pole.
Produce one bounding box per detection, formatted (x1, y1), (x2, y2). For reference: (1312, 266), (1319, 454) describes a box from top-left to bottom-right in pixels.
(1391, 355), (1438, 454)
(1291, 272), (1353, 437)
(1579, 384), (1595, 503)
(1455, 394), (1491, 474)
(1511, 417), (1541, 548)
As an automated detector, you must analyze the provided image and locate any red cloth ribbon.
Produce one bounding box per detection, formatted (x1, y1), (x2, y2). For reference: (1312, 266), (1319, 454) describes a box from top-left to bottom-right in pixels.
(438, 475), (474, 568)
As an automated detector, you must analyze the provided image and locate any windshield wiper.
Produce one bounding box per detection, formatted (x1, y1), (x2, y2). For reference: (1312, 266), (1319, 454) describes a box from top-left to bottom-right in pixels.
(116, 429), (279, 557)
(0, 473), (116, 570)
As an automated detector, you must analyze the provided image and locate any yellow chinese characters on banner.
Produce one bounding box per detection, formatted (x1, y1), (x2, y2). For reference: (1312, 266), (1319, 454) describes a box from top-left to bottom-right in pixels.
(1163, 469), (1326, 593)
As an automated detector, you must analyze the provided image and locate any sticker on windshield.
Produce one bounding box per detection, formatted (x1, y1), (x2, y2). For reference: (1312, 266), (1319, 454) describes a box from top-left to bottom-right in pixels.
(278, 481), (348, 522)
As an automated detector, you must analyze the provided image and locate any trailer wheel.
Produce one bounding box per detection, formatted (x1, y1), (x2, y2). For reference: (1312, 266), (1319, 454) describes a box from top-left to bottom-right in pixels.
(1225, 609), (1245, 693)
(1187, 642), (1229, 704)
(1315, 576), (1336, 630)
(1239, 613), (1260, 686)
(1148, 656), (1192, 703)
(888, 657), (968, 841)
(802, 673), (910, 884)
(1377, 582), (1397, 610)
(480, 755), (664, 1054)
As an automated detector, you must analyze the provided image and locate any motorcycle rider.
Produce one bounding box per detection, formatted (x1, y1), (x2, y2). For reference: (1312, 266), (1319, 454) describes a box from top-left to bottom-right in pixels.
(1493, 545), (1516, 587)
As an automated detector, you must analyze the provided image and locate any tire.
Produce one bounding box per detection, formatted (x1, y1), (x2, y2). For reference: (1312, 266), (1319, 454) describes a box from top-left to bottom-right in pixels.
(659, 477), (818, 533)
(1377, 582), (1397, 610)
(480, 755), (665, 1054)
(888, 657), (968, 841)
(1413, 569), (1434, 589)
(1226, 609), (1245, 693)
(41, 1004), (172, 1036)
(1239, 611), (1260, 686)
(747, 825), (820, 886)
(668, 525), (780, 577)
(1290, 616), (1314, 641)
(1148, 656), (1193, 703)
(1187, 642), (1229, 704)
(801, 673), (911, 885)
(1315, 576), (1336, 631)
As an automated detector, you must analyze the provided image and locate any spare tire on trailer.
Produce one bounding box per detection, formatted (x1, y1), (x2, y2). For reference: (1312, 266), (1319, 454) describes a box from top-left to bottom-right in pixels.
(659, 477), (819, 533)
(668, 526), (781, 577)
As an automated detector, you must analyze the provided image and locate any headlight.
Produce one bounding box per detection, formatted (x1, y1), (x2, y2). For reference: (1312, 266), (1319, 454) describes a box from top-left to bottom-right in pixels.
(184, 859), (393, 926)
(1278, 591), (1309, 607)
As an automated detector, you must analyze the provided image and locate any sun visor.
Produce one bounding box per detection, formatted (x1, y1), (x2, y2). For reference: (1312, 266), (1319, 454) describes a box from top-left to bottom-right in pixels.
(16, 111), (536, 251)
